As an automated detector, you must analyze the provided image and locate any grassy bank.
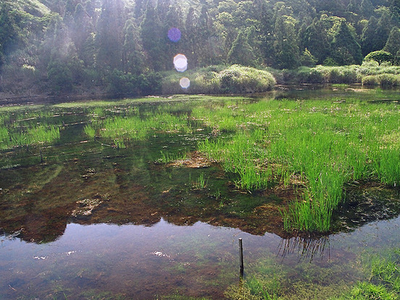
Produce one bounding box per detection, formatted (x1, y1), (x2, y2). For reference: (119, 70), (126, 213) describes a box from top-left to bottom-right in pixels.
(274, 62), (400, 87)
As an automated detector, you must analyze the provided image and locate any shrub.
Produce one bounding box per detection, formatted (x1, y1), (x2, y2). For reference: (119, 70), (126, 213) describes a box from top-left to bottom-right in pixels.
(218, 65), (276, 93)
(362, 75), (380, 86)
(364, 50), (394, 65)
(161, 65), (276, 94)
(378, 74), (400, 86)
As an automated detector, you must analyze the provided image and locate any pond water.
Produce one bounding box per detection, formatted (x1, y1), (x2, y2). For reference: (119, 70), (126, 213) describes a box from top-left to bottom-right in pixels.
(1, 87), (400, 299)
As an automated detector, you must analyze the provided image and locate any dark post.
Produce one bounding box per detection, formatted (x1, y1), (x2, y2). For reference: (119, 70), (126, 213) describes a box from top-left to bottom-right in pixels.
(239, 238), (244, 278)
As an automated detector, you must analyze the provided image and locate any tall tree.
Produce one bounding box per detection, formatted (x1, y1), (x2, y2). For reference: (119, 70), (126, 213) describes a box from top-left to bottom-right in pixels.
(227, 29), (255, 66)
(140, 2), (165, 71)
(123, 20), (146, 75)
(375, 10), (392, 50)
(96, 0), (125, 71)
(273, 9), (300, 69)
(383, 26), (400, 55)
(72, 3), (93, 62)
(361, 16), (379, 56)
(331, 20), (363, 65)
(300, 18), (331, 64)
(0, 3), (19, 68)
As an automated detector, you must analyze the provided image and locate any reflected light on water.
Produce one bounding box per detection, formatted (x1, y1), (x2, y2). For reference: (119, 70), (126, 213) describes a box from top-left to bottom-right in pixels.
(173, 54), (187, 72)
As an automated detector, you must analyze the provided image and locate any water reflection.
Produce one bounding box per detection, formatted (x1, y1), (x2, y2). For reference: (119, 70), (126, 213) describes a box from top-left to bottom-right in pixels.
(278, 236), (330, 262)
(1, 93), (400, 298)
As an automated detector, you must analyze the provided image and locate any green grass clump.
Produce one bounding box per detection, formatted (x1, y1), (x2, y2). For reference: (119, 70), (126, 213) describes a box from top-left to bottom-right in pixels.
(218, 65), (276, 93)
(195, 98), (400, 232)
(161, 65), (275, 94)
(86, 108), (192, 147)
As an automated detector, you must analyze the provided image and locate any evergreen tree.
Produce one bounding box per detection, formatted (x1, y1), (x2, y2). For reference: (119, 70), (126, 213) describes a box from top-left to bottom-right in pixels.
(96, 0), (125, 71)
(375, 10), (392, 50)
(389, 0), (400, 16)
(227, 30), (255, 66)
(383, 26), (400, 55)
(361, 16), (379, 56)
(140, 2), (165, 71)
(0, 3), (19, 67)
(273, 13), (300, 69)
(195, 5), (213, 66)
(183, 7), (198, 67)
(332, 20), (363, 65)
(162, 5), (184, 70)
(123, 20), (145, 75)
(361, 0), (375, 16)
(300, 19), (331, 64)
(347, 0), (361, 14)
(72, 3), (93, 63)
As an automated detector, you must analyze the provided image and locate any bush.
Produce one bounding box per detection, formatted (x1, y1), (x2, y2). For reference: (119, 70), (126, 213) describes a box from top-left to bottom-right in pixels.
(362, 75), (380, 86)
(361, 74), (400, 87)
(295, 66), (324, 83)
(161, 65), (276, 94)
(378, 74), (400, 86)
(364, 50), (394, 65)
(218, 65), (276, 93)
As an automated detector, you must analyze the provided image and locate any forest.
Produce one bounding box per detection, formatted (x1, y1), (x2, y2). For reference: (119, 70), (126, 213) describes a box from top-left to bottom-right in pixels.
(0, 0), (400, 97)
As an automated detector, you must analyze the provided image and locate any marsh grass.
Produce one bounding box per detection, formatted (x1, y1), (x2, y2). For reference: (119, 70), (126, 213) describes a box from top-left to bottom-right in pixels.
(161, 65), (276, 94)
(196, 98), (400, 232)
(288, 63), (400, 86)
(194, 173), (207, 189)
(92, 109), (192, 147)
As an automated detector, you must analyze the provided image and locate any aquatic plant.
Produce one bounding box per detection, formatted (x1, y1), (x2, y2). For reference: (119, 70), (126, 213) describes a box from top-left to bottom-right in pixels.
(335, 249), (400, 300)
(196, 98), (400, 232)
(84, 124), (96, 139)
(194, 173), (207, 189)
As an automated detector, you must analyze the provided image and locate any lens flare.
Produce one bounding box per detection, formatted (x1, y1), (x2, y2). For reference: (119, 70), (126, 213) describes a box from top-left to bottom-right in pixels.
(168, 27), (181, 42)
(173, 54), (188, 72)
(179, 77), (190, 89)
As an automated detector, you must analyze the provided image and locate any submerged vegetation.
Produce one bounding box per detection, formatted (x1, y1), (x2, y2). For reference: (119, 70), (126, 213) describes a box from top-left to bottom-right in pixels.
(2, 92), (399, 234)
(225, 247), (400, 300)
(1, 91), (400, 299)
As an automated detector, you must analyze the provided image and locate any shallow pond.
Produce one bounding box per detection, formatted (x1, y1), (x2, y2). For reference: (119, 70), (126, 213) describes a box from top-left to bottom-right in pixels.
(1, 87), (400, 299)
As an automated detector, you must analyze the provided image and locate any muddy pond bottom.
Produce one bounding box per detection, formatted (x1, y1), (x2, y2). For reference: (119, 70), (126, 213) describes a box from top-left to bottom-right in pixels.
(2, 216), (400, 299)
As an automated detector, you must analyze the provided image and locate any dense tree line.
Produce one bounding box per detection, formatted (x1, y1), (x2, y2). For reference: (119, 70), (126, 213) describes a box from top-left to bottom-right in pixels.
(0, 0), (399, 96)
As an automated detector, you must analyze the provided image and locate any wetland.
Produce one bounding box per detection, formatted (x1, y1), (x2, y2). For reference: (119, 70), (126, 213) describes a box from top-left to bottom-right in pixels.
(1, 86), (400, 299)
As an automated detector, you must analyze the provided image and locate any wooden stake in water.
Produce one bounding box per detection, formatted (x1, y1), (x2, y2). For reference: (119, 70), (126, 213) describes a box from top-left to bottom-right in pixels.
(239, 238), (244, 278)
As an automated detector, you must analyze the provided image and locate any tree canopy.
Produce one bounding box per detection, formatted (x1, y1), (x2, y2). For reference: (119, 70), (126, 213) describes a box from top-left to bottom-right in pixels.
(0, 0), (399, 96)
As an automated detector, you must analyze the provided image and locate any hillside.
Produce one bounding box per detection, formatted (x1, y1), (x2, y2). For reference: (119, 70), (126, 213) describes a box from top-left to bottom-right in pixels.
(0, 0), (399, 98)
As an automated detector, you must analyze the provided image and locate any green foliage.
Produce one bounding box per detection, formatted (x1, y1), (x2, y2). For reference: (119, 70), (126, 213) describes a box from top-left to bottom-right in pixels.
(196, 99), (400, 232)
(1, 0), (400, 95)
(162, 65), (275, 94)
(365, 50), (394, 65)
(107, 69), (162, 97)
(337, 249), (400, 299)
(47, 60), (73, 92)
(383, 27), (400, 57)
(218, 65), (276, 93)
